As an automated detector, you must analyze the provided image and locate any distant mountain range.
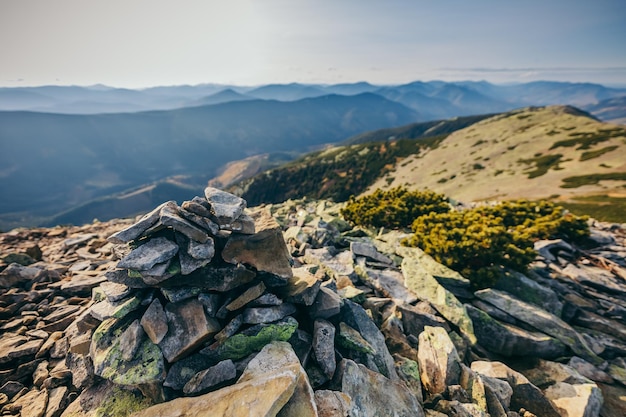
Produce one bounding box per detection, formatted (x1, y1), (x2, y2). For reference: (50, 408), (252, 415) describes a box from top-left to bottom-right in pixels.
(2, 80), (626, 229)
(1, 80), (625, 122)
(0, 93), (416, 230)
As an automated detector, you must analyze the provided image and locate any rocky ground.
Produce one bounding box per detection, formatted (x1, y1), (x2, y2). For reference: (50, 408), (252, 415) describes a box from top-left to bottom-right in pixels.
(1, 188), (625, 417)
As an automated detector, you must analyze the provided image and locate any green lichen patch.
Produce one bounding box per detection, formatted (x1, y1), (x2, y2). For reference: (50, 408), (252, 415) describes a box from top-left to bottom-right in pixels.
(95, 387), (153, 417)
(216, 316), (298, 360)
(336, 322), (376, 354)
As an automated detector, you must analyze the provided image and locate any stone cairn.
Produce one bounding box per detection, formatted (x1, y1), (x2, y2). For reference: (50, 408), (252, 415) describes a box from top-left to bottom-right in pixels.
(73, 187), (412, 411)
(2, 187), (626, 416)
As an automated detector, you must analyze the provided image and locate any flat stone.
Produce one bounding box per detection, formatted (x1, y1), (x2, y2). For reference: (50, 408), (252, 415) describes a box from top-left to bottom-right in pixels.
(168, 264), (256, 292)
(89, 294), (143, 321)
(544, 382), (603, 417)
(313, 319), (336, 379)
(100, 281), (131, 302)
(214, 315), (244, 343)
(159, 298), (221, 363)
(398, 302), (450, 336)
(69, 333), (92, 355)
(399, 246), (476, 344)
(0, 263), (45, 288)
(335, 359), (424, 417)
(161, 286), (201, 303)
(568, 357), (614, 384)
(418, 326), (461, 397)
(183, 359), (237, 395)
(562, 263), (626, 296)
(309, 286), (342, 319)
(222, 211), (293, 279)
(9, 388), (48, 417)
(104, 268), (150, 288)
(226, 282), (267, 311)
(395, 355), (424, 404)
(90, 316), (165, 386)
(350, 241), (393, 265)
(493, 269), (563, 317)
(282, 267), (321, 306)
(160, 202), (211, 243)
(44, 304), (81, 323)
(204, 187), (247, 224)
(466, 305), (567, 359)
(187, 238), (215, 260)
(60, 274), (107, 296)
(117, 237), (179, 271)
(304, 248), (355, 281)
(250, 292), (283, 307)
(141, 298), (169, 344)
(182, 197), (214, 219)
(242, 303), (297, 324)
(107, 201), (173, 243)
(198, 292), (222, 317)
(357, 266), (417, 305)
(340, 299), (398, 380)
(178, 206), (220, 235)
(475, 288), (602, 365)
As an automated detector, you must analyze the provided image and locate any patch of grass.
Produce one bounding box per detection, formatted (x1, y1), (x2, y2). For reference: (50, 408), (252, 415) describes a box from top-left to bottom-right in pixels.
(494, 170), (504, 176)
(518, 154), (563, 179)
(561, 172), (626, 188)
(579, 146), (619, 161)
(546, 130), (560, 136)
(473, 163), (485, 170)
(550, 128), (626, 150)
(472, 139), (487, 147)
(560, 195), (626, 223)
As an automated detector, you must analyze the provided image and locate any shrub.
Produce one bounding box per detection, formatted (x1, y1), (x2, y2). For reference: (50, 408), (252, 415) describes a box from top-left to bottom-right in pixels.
(340, 187), (450, 229)
(404, 199), (589, 289)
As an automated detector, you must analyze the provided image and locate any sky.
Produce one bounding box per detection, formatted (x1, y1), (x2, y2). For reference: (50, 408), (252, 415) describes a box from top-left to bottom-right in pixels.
(1, 0), (626, 88)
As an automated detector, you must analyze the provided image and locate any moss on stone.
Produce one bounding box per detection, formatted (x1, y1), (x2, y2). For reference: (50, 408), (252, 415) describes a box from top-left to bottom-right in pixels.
(95, 387), (153, 417)
(218, 317), (298, 360)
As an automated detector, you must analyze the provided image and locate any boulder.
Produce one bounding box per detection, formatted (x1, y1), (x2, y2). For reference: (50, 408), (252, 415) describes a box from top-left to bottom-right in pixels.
(399, 246), (476, 344)
(417, 326), (461, 396)
(334, 359), (424, 417)
(204, 187), (247, 224)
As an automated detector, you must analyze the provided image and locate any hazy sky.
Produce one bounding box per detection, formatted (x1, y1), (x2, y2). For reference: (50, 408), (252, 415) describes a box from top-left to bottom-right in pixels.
(1, 0), (625, 88)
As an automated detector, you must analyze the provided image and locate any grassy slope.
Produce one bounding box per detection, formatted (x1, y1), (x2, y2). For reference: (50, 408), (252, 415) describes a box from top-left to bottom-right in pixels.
(369, 106), (626, 206)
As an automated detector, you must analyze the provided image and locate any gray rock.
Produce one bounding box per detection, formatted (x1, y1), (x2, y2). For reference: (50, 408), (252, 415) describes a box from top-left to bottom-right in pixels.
(137, 259), (176, 284)
(161, 286), (201, 303)
(282, 267), (321, 306)
(178, 206), (220, 235)
(335, 359), (424, 417)
(350, 241), (393, 265)
(340, 299), (398, 380)
(336, 322), (375, 354)
(394, 355), (424, 404)
(59, 274), (107, 296)
(222, 211), (293, 280)
(141, 298), (168, 344)
(159, 298), (221, 363)
(314, 390), (351, 417)
(181, 197), (214, 219)
(309, 286), (342, 319)
(204, 187), (246, 224)
(91, 316), (165, 386)
(107, 201), (173, 243)
(183, 359), (237, 395)
(89, 294), (143, 321)
(562, 263), (626, 296)
(568, 356), (614, 384)
(117, 237), (178, 271)
(99, 281), (131, 302)
(471, 361), (561, 417)
(178, 245), (211, 276)
(119, 319), (145, 361)
(214, 315), (244, 343)
(398, 302), (450, 335)
(418, 326), (461, 397)
(357, 266), (417, 304)
(66, 352), (95, 390)
(242, 303), (297, 324)
(163, 353), (215, 390)
(167, 264), (256, 292)
(222, 213), (256, 234)
(493, 270), (563, 317)
(0, 263), (45, 288)
(534, 239), (575, 262)
(313, 319), (336, 379)
(160, 202), (211, 243)
(187, 238), (215, 260)
(198, 292), (222, 317)
(304, 248), (356, 281)
(249, 292), (283, 307)
(225, 282), (267, 312)
(466, 305), (567, 359)
(475, 288), (602, 365)
(399, 246), (476, 344)
(104, 269), (150, 288)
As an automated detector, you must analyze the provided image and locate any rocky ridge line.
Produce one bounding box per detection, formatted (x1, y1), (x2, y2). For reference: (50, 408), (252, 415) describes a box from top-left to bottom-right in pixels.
(0, 188), (625, 416)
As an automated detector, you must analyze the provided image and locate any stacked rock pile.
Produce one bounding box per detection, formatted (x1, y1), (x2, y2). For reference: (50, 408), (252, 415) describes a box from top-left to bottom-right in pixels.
(1, 188), (626, 416)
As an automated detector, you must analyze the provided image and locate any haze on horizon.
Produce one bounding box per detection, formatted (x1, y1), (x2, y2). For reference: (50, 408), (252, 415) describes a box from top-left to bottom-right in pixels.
(1, 0), (626, 89)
